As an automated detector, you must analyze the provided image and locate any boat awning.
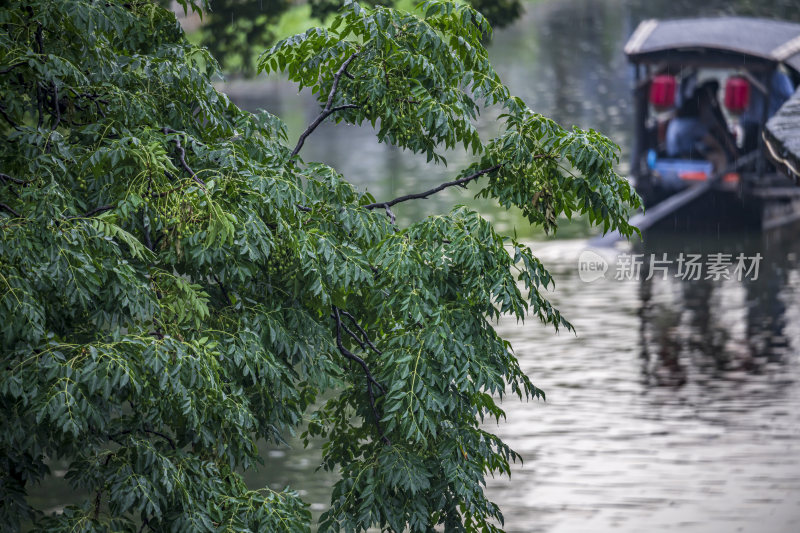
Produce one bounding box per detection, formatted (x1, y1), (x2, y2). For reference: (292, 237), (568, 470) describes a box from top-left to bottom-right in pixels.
(765, 87), (800, 181)
(625, 17), (800, 73)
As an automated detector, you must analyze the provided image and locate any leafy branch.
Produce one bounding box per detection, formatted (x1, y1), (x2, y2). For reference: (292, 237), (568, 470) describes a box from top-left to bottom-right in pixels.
(1, 1), (641, 530)
(0, 202), (21, 217)
(0, 173), (31, 186)
(363, 152), (558, 211)
(290, 52), (359, 158)
(332, 306), (390, 446)
(67, 205), (115, 219)
(363, 164), (504, 210)
(161, 128), (206, 188)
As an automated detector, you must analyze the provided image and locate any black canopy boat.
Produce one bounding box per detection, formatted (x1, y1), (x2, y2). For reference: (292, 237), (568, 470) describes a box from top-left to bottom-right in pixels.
(623, 16), (800, 233)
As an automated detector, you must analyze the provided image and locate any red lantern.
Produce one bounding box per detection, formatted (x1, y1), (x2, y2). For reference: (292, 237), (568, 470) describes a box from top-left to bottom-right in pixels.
(724, 76), (750, 114)
(649, 75), (676, 110)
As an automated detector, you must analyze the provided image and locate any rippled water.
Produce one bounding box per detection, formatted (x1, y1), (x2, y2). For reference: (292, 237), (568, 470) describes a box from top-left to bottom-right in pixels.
(485, 232), (800, 533)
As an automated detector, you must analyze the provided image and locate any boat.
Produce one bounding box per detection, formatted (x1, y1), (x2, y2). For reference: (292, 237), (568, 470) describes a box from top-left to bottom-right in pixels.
(623, 16), (800, 233)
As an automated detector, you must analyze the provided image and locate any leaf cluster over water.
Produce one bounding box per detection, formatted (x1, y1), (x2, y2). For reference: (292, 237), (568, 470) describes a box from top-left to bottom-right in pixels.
(0, 1), (639, 531)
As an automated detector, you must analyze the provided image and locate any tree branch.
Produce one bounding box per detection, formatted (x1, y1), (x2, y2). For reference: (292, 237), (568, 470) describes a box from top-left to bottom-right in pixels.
(333, 306), (390, 445)
(94, 98), (106, 118)
(142, 428), (176, 450)
(339, 320), (368, 351)
(0, 203), (21, 217)
(142, 213), (154, 252)
(36, 83), (44, 129)
(0, 62), (22, 75)
(93, 453), (113, 520)
(0, 104), (19, 129)
(161, 128), (206, 188)
(109, 428), (176, 450)
(63, 205), (115, 220)
(363, 164), (504, 210)
(291, 53), (359, 159)
(81, 205), (114, 218)
(340, 310), (382, 357)
(51, 82), (61, 130)
(363, 154), (554, 210)
(383, 204), (396, 225)
(330, 104), (359, 113)
(0, 173), (31, 186)
(213, 273), (232, 306)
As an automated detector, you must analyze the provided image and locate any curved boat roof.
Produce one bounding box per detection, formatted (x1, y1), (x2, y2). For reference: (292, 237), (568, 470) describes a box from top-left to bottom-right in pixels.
(765, 87), (800, 181)
(625, 17), (800, 73)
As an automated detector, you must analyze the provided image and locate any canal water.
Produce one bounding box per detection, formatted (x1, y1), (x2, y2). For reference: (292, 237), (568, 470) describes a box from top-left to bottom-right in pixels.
(220, 0), (800, 531)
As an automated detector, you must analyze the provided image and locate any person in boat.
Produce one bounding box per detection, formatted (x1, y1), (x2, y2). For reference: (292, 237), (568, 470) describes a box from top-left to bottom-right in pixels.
(665, 79), (729, 172)
(740, 69), (795, 154)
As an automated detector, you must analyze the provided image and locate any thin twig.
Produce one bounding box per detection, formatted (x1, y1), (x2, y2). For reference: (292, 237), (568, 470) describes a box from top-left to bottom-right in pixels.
(0, 203), (21, 217)
(383, 204), (396, 225)
(0, 62), (22, 75)
(363, 155), (551, 210)
(161, 128), (206, 188)
(0, 104), (19, 129)
(213, 273), (232, 306)
(51, 82), (61, 130)
(0, 173), (31, 186)
(78, 205), (114, 218)
(291, 53), (359, 159)
(341, 310), (382, 357)
(364, 164), (503, 209)
(333, 307), (391, 445)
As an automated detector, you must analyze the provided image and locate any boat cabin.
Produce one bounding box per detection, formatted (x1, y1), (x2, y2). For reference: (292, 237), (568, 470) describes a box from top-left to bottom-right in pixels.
(624, 17), (800, 229)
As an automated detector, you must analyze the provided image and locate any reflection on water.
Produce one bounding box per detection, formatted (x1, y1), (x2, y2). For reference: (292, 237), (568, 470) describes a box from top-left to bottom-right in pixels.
(484, 230), (800, 533)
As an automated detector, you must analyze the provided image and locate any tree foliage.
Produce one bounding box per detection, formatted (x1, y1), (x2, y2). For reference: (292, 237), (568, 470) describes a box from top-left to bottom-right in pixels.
(200, 0), (523, 75)
(0, 0), (639, 531)
(199, 0), (293, 76)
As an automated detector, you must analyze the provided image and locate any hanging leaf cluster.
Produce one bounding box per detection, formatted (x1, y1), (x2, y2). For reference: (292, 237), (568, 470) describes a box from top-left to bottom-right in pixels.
(0, 0), (639, 532)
